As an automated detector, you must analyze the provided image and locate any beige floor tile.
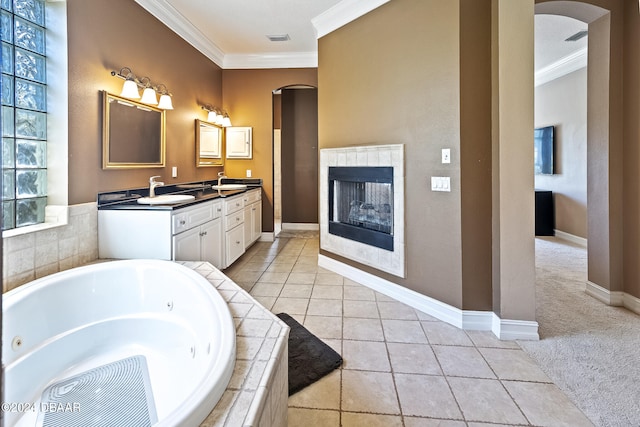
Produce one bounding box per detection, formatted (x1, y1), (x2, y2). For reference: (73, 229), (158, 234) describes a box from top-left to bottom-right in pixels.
(394, 374), (462, 419)
(286, 272), (317, 285)
(226, 270), (263, 283)
(479, 348), (551, 382)
(374, 291), (396, 302)
(288, 369), (341, 410)
(466, 330), (521, 349)
(342, 340), (390, 371)
(271, 297), (309, 315)
(448, 377), (528, 424)
(239, 261), (271, 272)
(343, 285), (376, 301)
(258, 271), (289, 283)
(404, 418), (466, 427)
(377, 301), (418, 320)
(250, 295), (275, 310)
(421, 321), (474, 346)
(341, 412), (403, 427)
(382, 319), (428, 344)
(315, 272), (344, 285)
(308, 298), (343, 317)
(291, 263), (318, 273)
(295, 255), (318, 265)
(280, 284), (312, 298)
(312, 285), (344, 300)
(250, 282), (284, 297)
(341, 370), (400, 414)
(264, 263), (294, 273)
(387, 343), (442, 375)
(343, 317), (385, 341)
(288, 408), (340, 426)
(432, 345), (495, 379)
(343, 300), (380, 318)
(272, 255), (299, 265)
(322, 338), (342, 355)
(303, 315), (343, 339)
(503, 381), (594, 427)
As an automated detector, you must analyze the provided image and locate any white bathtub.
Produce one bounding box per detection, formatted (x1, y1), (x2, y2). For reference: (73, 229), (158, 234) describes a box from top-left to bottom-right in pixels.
(2, 259), (236, 427)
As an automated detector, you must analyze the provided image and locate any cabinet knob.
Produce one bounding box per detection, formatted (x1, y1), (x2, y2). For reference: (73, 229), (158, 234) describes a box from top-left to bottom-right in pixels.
(236, 217), (240, 221)
(236, 241), (241, 245)
(180, 220), (186, 225)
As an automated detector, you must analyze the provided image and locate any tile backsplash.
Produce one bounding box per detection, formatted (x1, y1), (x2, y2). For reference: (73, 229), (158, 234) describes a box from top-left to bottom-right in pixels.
(3, 203), (98, 293)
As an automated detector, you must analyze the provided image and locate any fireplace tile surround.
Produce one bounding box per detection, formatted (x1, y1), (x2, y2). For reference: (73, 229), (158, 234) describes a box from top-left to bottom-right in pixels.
(320, 144), (405, 278)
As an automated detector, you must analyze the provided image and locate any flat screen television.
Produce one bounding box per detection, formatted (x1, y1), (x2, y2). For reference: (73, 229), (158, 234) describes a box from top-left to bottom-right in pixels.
(534, 125), (554, 175)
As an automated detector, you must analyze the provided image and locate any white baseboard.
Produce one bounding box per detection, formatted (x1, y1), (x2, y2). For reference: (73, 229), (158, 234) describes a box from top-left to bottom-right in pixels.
(259, 232), (274, 242)
(554, 230), (588, 247)
(282, 223), (319, 231)
(318, 254), (539, 340)
(586, 281), (640, 315)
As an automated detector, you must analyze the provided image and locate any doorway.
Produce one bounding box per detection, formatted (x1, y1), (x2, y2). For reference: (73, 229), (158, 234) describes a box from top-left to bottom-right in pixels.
(272, 85), (318, 236)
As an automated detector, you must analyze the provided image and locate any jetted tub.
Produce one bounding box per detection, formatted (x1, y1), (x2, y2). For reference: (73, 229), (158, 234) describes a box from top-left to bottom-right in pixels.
(2, 259), (236, 427)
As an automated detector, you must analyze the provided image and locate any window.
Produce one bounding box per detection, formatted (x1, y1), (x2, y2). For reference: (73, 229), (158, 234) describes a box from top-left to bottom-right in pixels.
(1, 0), (48, 231)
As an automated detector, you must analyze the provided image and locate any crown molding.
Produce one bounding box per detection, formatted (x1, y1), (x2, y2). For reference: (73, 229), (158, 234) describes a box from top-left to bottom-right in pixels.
(535, 47), (587, 87)
(135, 0), (225, 68)
(223, 52), (318, 69)
(312, 0), (390, 39)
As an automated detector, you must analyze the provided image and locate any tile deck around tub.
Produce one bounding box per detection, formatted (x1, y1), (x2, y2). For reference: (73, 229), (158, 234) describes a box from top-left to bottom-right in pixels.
(179, 261), (289, 427)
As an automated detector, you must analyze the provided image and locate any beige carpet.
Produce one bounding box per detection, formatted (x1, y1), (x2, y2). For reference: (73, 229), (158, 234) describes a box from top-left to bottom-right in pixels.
(519, 237), (640, 427)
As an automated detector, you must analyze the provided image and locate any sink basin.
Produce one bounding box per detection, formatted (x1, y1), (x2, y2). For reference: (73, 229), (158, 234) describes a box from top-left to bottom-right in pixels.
(211, 184), (248, 190)
(137, 194), (196, 205)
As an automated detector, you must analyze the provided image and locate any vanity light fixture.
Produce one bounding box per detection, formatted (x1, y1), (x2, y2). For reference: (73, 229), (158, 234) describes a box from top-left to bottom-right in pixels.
(201, 104), (231, 127)
(110, 67), (173, 109)
(139, 77), (158, 105)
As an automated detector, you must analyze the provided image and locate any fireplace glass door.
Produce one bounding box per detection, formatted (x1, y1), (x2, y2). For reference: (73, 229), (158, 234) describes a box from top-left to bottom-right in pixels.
(328, 167), (393, 250)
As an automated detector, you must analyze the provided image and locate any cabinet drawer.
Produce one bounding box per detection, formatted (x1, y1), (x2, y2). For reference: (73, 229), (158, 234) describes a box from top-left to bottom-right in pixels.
(212, 200), (223, 220)
(225, 210), (245, 231)
(224, 197), (244, 215)
(243, 189), (261, 205)
(225, 224), (245, 266)
(173, 203), (214, 234)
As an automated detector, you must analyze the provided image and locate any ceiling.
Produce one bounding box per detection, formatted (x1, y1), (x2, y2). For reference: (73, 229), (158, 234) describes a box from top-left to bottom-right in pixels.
(136, 0), (590, 82)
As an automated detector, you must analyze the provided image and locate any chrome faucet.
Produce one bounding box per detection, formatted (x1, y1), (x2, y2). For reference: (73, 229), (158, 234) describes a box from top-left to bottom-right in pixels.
(149, 175), (164, 197)
(217, 171), (227, 186)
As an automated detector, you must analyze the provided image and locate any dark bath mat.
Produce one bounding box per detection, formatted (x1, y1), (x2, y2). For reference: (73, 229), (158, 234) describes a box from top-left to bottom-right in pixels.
(277, 312), (343, 395)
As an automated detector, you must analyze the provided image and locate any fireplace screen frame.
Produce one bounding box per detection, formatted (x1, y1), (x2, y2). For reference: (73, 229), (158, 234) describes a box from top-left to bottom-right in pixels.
(328, 166), (394, 251)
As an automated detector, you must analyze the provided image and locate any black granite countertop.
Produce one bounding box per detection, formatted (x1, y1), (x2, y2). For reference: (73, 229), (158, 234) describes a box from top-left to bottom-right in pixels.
(97, 178), (262, 211)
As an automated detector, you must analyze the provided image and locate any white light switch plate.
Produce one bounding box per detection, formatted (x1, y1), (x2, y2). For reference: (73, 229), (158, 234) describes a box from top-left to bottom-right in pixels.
(442, 148), (451, 164)
(172, 166), (177, 178)
(431, 176), (451, 192)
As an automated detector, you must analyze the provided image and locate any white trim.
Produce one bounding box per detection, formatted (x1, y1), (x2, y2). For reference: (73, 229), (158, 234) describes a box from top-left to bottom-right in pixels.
(223, 52), (317, 69)
(282, 223), (319, 231)
(586, 281), (640, 316)
(135, 0), (226, 68)
(312, 0), (390, 39)
(259, 232), (275, 242)
(554, 230), (588, 247)
(318, 254), (540, 340)
(535, 47), (587, 87)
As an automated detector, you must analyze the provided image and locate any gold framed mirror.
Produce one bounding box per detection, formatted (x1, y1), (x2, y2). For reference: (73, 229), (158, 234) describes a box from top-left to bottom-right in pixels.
(196, 119), (224, 167)
(102, 91), (166, 169)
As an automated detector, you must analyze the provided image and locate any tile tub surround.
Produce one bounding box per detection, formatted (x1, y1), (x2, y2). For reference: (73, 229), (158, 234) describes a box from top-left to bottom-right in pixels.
(320, 144), (405, 278)
(181, 261), (289, 427)
(2, 202), (99, 292)
(223, 233), (594, 426)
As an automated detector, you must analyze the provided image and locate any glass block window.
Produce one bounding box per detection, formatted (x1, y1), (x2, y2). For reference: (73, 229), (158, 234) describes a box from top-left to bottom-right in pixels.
(1, 0), (47, 230)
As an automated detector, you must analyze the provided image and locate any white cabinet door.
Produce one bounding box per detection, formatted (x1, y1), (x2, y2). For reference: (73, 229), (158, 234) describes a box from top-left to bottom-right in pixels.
(226, 225), (245, 267)
(201, 218), (223, 269)
(251, 201), (262, 243)
(173, 227), (201, 261)
(225, 127), (252, 158)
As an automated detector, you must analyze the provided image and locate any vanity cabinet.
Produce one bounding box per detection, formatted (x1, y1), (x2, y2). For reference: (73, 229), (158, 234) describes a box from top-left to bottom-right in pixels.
(173, 200), (223, 268)
(243, 189), (262, 249)
(98, 189), (261, 270)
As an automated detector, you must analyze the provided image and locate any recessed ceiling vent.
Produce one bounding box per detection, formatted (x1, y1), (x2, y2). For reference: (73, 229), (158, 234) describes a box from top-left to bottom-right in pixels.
(565, 30), (588, 42)
(267, 34), (291, 42)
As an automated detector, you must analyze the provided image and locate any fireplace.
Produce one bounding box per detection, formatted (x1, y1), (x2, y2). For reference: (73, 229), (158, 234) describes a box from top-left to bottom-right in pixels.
(328, 166), (393, 250)
(320, 144), (405, 278)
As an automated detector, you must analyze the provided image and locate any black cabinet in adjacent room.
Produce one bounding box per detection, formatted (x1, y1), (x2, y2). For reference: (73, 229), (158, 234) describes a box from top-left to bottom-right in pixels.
(535, 190), (554, 236)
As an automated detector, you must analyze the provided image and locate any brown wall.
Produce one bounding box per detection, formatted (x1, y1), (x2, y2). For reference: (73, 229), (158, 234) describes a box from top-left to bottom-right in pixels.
(222, 69), (318, 232)
(623, 0), (640, 299)
(318, 0), (465, 308)
(281, 88), (319, 224)
(67, 0), (224, 204)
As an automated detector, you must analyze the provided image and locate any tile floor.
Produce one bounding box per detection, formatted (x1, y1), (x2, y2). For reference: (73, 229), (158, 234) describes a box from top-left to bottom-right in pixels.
(223, 233), (594, 427)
